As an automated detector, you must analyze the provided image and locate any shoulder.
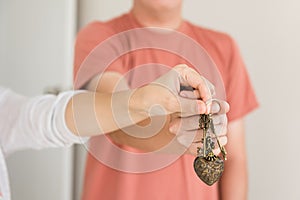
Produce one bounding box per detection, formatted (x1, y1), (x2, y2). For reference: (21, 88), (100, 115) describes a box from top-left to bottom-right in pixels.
(77, 13), (130, 40)
(186, 21), (242, 66)
(76, 21), (114, 42)
(186, 21), (235, 52)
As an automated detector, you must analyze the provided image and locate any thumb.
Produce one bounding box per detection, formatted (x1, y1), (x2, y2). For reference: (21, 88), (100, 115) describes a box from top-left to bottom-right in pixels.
(177, 96), (206, 116)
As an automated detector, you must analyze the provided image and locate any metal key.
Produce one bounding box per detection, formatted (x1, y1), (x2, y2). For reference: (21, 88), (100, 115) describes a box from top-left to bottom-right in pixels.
(198, 114), (211, 157)
(193, 114), (225, 186)
(209, 116), (227, 160)
(198, 114), (216, 158)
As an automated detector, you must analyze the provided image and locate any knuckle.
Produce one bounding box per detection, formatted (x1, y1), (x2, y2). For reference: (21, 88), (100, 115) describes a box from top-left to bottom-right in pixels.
(164, 97), (179, 111)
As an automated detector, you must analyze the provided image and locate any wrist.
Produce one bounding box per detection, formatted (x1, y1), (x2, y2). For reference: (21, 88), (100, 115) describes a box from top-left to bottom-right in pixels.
(129, 86), (150, 115)
(131, 84), (174, 116)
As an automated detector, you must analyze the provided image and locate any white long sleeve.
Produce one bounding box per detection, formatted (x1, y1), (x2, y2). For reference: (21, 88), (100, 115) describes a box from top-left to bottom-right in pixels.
(0, 87), (89, 200)
(0, 87), (88, 157)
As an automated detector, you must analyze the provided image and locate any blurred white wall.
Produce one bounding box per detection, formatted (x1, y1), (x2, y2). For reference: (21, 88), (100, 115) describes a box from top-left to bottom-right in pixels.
(0, 0), (76, 95)
(77, 0), (300, 200)
(0, 0), (77, 199)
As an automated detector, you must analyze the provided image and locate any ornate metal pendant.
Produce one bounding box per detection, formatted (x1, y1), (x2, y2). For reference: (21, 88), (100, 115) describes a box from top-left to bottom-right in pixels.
(193, 153), (224, 186)
(193, 114), (227, 186)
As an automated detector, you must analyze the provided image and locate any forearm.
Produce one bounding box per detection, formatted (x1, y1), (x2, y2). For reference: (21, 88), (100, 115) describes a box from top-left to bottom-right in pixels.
(109, 118), (173, 151)
(65, 89), (151, 137)
(71, 66), (213, 146)
(219, 157), (248, 200)
(65, 91), (183, 153)
(107, 114), (180, 150)
(219, 119), (248, 200)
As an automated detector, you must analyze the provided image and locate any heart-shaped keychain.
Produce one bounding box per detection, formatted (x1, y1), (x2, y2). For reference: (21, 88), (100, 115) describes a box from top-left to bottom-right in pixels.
(193, 114), (227, 186)
(193, 152), (224, 186)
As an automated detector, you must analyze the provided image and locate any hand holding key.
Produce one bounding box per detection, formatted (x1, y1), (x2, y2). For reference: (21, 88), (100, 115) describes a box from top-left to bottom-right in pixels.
(168, 84), (229, 185)
(169, 99), (229, 156)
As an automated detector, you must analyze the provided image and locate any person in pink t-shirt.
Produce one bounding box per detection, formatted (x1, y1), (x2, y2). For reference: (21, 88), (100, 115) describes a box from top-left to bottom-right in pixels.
(74, 0), (258, 199)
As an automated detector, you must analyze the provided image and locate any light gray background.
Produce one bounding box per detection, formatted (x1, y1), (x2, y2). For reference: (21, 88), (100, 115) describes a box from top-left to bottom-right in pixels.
(0, 0), (77, 199)
(76, 0), (300, 200)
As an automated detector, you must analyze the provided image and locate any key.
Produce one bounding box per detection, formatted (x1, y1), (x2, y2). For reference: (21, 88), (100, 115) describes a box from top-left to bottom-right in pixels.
(209, 116), (227, 160)
(198, 114), (215, 158)
(198, 114), (210, 157)
(193, 114), (225, 186)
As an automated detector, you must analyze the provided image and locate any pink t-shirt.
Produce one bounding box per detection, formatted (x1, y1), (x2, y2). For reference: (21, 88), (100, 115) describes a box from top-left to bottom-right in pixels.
(74, 12), (258, 200)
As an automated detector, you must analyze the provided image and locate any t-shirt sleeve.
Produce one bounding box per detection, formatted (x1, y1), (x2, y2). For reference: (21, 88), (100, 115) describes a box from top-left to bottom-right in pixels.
(74, 22), (126, 89)
(225, 37), (259, 121)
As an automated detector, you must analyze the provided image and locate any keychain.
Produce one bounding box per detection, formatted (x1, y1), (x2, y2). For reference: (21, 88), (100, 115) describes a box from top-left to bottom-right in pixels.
(193, 114), (227, 186)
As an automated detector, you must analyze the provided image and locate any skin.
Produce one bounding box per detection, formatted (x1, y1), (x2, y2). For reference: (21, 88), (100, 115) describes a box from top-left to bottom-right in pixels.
(66, 65), (228, 138)
(132, 0), (183, 29)
(219, 119), (248, 200)
(84, 65), (228, 155)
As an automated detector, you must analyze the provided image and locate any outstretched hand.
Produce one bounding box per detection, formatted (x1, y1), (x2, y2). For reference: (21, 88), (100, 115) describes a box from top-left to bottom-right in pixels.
(136, 64), (218, 117)
(136, 64), (230, 156)
(126, 64), (229, 155)
(169, 100), (229, 156)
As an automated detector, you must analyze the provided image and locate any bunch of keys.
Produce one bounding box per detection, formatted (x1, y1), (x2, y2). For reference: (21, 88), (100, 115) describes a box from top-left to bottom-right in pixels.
(193, 114), (227, 186)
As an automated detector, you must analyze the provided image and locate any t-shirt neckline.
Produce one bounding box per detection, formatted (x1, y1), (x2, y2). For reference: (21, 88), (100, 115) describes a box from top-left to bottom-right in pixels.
(127, 10), (188, 33)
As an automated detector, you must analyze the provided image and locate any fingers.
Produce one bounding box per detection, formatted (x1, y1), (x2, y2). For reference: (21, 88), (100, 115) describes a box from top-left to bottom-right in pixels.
(169, 114), (228, 134)
(174, 64), (220, 115)
(169, 115), (199, 132)
(170, 113), (228, 156)
(177, 91), (229, 116)
(205, 80), (216, 97)
(174, 64), (213, 102)
(186, 135), (228, 156)
(179, 85), (215, 99)
(176, 97), (207, 116)
(176, 132), (197, 148)
(179, 90), (198, 99)
(153, 64), (229, 121)
(209, 99), (230, 115)
(176, 131), (228, 156)
(212, 114), (228, 136)
(176, 129), (202, 156)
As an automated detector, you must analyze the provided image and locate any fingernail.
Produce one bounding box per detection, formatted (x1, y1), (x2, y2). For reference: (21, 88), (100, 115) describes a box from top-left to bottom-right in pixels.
(180, 91), (187, 97)
(197, 102), (205, 114)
